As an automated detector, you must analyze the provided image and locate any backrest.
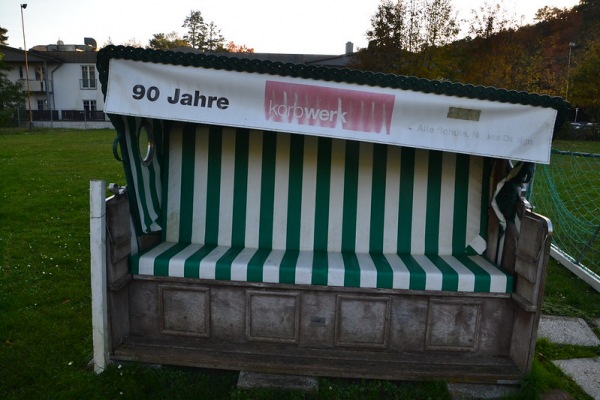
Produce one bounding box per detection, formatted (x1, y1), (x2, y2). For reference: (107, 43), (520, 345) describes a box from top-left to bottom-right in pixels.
(158, 122), (489, 255)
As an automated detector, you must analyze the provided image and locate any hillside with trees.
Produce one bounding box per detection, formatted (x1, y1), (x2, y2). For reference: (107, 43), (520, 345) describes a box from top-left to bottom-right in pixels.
(352, 0), (600, 121)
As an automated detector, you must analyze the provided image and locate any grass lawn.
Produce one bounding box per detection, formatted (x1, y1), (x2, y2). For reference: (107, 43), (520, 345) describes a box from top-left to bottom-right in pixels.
(0, 128), (599, 399)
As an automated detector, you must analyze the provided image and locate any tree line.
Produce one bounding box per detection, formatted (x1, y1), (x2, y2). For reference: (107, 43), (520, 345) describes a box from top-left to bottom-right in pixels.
(130, 10), (254, 53)
(352, 0), (600, 121)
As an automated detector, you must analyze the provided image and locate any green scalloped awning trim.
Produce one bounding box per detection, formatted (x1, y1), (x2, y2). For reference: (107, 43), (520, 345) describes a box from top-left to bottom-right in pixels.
(97, 45), (570, 134)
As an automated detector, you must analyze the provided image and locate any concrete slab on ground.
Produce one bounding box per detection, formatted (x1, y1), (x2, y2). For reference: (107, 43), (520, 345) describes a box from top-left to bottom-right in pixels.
(553, 358), (600, 400)
(538, 315), (600, 346)
(237, 371), (318, 392)
(447, 383), (519, 399)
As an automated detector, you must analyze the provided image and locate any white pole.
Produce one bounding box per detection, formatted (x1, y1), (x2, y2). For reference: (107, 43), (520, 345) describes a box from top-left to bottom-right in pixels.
(90, 180), (109, 373)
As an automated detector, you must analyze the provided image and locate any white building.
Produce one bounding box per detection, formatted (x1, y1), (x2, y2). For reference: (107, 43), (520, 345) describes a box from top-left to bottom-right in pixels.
(1, 39), (356, 129)
(1, 38), (112, 129)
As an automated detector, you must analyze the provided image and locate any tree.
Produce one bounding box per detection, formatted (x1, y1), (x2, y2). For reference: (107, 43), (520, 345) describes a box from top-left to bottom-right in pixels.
(0, 52), (25, 126)
(534, 6), (569, 23)
(467, 2), (522, 39)
(182, 10), (208, 50)
(226, 42), (254, 53)
(181, 10), (228, 51)
(422, 0), (458, 48)
(354, 0), (459, 77)
(148, 32), (189, 50)
(123, 38), (143, 48)
(0, 27), (8, 45)
(571, 39), (600, 120)
(365, 0), (407, 51)
(205, 22), (226, 51)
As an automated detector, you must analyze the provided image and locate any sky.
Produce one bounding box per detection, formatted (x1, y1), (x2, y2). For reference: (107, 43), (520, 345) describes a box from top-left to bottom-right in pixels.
(1, 0), (581, 55)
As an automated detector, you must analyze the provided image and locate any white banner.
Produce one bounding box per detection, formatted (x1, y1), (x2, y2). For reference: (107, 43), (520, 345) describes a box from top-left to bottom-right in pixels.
(105, 59), (557, 163)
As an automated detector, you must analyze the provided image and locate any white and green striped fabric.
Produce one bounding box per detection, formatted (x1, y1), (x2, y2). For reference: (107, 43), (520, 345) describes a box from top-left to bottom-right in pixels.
(118, 116), (163, 234)
(128, 123), (512, 293)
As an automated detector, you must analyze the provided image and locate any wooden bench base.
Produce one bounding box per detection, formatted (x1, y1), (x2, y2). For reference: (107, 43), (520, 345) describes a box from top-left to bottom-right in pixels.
(113, 337), (522, 383)
(106, 274), (526, 384)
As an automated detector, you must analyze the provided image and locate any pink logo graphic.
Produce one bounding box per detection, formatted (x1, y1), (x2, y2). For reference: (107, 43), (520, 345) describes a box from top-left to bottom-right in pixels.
(264, 81), (394, 135)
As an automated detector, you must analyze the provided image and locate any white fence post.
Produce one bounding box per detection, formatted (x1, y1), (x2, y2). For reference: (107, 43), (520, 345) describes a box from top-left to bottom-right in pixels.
(90, 180), (109, 373)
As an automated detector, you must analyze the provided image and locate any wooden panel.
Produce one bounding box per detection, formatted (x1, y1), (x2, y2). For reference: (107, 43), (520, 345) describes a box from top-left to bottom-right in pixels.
(514, 213), (549, 305)
(210, 286), (246, 342)
(501, 222), (518, 275)
(335, 295), (391, 348)
(389, 296), (429, 351)
(426, 299), (482, 351)
(159, 285), (210, 337)
(298, 292), (336, 347)
(106, 194), (131, 264)
(129, 281), (160, 337)
(246, 291), (300, 343)
(106, 195), (131, 285)
(510, 308), (535, 372)
(108, 285), (130, 352)
(510, 211), (551, 373)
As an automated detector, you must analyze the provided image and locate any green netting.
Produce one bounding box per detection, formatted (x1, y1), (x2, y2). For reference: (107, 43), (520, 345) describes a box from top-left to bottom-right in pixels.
(530, 149), (600, 276)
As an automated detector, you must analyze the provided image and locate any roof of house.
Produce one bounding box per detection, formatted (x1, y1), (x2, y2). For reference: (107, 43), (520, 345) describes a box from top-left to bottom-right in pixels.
(0, 45), (62, 63)
(0, 44), (99, 64)
(171, 47), (356, 67)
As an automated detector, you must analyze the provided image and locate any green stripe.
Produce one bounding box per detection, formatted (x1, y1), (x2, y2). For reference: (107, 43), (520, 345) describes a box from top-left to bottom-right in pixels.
(313, 137), (332, 251)
(119, 117), (142, 236)
(247, 248), (272, 282)
(398, 254), (426, 290)
(479, 158), (491, 243)
(214, 246), (244, 280)
(427, 255), (459, 291)
(279, 250), (300, 284)
(259, 131), (277, 248)
(231, 129), (249, 247)
(397, 148), (415, 253)
(204, 126), (222, 245)
(506, 270), (513, 292)
(342, 252), (361, 287)
(146, 119), (163, 224)
(153, 242), (189, 276)
(183, 244), (217, 278)
(370, 253), (393, 289)
(369, 144), (387, 253)
(425, 151), (443, 254)
(452, 154), (470, 254)
(286, 134), (304, 251)
(341, 141), (360, 252)
(311, 251), (329, 285)
(130, 253), (141, 274)
(160, 124), (172, 241)
(127, 117), (154, 232)
(178, 124), (196, 243)
(454, 255), (491, 293)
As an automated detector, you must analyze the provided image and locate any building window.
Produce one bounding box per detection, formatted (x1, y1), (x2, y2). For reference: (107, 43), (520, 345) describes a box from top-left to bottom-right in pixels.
(19, 66), (24, 79)
(81, 65), (97, 89)
(37, 100), (45, 110)
(83, 100), (97, 112)
(35, 66), (45, 81)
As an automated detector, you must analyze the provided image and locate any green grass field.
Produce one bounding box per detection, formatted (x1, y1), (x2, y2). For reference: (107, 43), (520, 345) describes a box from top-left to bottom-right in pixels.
(0, 128), (598, 399)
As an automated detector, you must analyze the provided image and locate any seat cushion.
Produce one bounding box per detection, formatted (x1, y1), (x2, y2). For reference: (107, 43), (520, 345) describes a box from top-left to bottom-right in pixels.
(131, 242), (512, 293)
